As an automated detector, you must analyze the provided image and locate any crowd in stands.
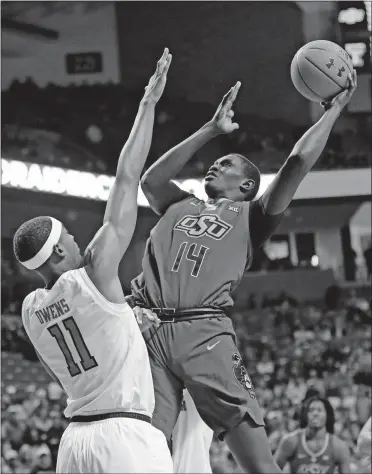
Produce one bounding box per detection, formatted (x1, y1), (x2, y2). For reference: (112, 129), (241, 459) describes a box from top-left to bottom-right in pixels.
(2, 276), (371, 473)
(2, 79), (371, 178)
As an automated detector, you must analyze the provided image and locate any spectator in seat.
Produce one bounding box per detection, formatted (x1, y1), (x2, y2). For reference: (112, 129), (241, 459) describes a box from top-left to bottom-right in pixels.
(18, 444), (34, 473)
(2, 405), (27, 452)
(30, 445), (53, 474)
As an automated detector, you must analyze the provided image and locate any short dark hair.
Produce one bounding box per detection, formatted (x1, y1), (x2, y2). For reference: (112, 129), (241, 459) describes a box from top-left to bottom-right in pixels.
(299, 396), (335, 434)
(13, 216), (53, 264)
(234, 154), (261, 201)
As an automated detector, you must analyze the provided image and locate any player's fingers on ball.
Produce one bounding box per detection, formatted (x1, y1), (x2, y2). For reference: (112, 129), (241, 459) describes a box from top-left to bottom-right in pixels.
(347, 73), (353, 89)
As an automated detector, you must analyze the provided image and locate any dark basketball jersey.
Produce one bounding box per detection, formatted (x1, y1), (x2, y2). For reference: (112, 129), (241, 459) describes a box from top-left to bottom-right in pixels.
(290, 430), (336, 474)
(132, 194), (282, 309)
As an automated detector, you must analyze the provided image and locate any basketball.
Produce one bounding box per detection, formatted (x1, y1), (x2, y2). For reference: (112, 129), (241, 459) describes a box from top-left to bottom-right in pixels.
(290, 40), (354, 102)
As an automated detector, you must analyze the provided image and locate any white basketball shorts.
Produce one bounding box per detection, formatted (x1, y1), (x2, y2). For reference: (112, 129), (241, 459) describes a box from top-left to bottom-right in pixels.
(172, 390), (213, 473)
(56, 417), (173, 473)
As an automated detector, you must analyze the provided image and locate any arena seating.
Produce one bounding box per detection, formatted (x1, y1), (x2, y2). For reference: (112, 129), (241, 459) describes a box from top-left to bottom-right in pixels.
(2, 80), (370, 178)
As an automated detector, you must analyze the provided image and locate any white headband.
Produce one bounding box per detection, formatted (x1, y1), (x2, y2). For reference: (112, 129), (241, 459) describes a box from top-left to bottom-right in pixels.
(21, 217), (63, 270)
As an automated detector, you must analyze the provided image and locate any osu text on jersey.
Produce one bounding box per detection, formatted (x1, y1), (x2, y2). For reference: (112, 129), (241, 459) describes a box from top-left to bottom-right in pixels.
(174, 214), (232, 240)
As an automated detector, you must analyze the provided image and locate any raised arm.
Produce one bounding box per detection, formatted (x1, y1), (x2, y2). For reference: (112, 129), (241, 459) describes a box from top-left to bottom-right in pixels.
(260, 71), (357, 216)
(86, 49), (172, 281)
(141, 81), (241, 215)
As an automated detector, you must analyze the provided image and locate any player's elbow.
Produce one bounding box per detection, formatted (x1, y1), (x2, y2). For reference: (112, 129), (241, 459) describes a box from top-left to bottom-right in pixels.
(282, 153), (310, 181)
(140, 178), (164, 215)
(286, 153), (307, 169)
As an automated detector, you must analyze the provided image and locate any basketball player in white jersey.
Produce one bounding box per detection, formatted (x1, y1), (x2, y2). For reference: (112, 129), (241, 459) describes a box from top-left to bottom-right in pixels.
(357, 417), (371, 474)
(172, 389), (213, 473)
(13, 49), (174, 474)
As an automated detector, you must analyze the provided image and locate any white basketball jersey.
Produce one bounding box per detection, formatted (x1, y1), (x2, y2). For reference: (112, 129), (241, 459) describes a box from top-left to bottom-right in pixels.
(358, 417), (371, 465)
(22, 268), (154, 419)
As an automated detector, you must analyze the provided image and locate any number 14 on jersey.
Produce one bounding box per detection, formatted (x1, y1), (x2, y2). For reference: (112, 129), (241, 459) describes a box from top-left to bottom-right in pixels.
(171, 242), (209, 278)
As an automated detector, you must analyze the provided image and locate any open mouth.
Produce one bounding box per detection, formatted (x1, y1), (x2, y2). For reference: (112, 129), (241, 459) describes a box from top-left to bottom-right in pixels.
(205, 172), (217, 181)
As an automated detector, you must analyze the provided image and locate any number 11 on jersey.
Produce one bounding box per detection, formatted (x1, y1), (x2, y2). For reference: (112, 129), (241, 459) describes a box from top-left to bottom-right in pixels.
(48, 317), (98, 377)
(172, 242), (209, 278)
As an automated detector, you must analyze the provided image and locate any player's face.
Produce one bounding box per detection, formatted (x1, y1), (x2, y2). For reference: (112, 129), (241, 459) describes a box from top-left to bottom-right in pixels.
(204, 154), (247, 199)
(307, 400), (327, 429)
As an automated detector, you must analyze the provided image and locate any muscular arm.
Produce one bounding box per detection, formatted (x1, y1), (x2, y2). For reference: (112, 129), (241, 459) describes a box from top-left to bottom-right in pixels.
(86, 51), (171, 283)
(333, 436), (351, 474)
(274, 434), (297, 469)
(260, 106), (341, 216)
(141, 122), (218, 215)
(141, 82), (241, 215)
(261, 73), (356, 216)
(87, 98), (156, 275)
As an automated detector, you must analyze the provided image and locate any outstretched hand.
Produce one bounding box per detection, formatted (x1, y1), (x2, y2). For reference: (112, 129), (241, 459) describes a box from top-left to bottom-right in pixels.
(210, 81), (241, 134)
(321, 70), (357, 112)
(143, 48), (172, 104)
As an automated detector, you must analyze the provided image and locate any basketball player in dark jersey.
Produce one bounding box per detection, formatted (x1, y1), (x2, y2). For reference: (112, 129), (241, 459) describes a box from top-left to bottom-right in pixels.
(275, 396), (350, 473)
(130, 71), (357, 473)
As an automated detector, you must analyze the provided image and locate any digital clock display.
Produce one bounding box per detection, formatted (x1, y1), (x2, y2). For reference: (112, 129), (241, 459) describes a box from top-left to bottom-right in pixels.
(66, 53), (103, 75)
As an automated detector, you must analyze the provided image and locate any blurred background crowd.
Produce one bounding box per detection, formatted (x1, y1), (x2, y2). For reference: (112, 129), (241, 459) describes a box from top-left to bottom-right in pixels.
(1, 80), (370, 177)
(1, 1), (371, 473)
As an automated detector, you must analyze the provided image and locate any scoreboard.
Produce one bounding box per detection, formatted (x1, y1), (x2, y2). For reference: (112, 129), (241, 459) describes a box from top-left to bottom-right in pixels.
(338, 1), (371, 112)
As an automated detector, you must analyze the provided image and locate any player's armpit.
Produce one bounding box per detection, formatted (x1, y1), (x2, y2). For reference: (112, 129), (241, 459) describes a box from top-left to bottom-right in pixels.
(249, 197), (284, 249)
(141, 179), (190, 216)
(260, 154), (307, 216)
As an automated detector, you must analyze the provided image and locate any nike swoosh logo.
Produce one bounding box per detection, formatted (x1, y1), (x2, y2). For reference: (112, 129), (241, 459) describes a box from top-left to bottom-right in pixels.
(207, 341), (220, 351)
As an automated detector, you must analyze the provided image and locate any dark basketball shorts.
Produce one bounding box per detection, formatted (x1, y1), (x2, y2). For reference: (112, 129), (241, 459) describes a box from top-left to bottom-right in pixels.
(143, 315), (265, 441)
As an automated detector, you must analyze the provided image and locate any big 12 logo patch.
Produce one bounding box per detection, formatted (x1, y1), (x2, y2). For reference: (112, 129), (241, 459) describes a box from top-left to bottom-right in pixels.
(174, 214), (232, 240)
